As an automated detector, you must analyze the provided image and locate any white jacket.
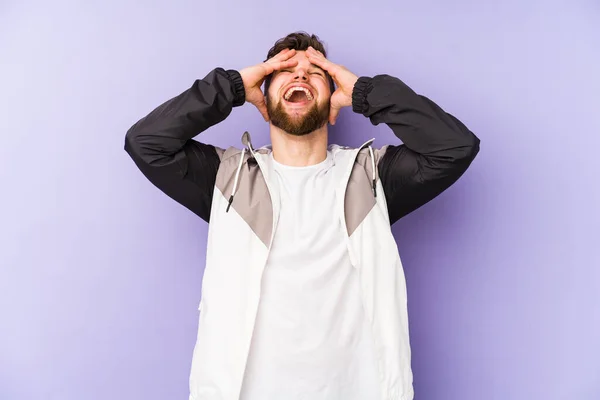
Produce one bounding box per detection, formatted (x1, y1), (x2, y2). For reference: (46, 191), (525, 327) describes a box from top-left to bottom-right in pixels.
(189, 133), (413, 400)
(124, 67), (480, 400)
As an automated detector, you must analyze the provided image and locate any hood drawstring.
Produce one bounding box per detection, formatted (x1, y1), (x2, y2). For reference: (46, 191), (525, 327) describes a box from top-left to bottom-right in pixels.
(227, 142), (375, 213)
(368, 145), (377, 198)
(226, 148), (246, 213)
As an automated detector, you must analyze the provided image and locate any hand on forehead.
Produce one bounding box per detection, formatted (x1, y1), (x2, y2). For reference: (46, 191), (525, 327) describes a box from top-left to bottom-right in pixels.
(286, 50), (326, 73)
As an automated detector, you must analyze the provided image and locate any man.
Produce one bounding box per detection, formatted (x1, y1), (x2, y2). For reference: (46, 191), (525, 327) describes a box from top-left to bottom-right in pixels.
(125, 32), (480, 400)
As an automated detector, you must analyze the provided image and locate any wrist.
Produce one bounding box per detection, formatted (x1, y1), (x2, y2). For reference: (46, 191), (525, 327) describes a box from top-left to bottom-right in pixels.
(351, 76), (373, 114)
(225, 69), (246, 107)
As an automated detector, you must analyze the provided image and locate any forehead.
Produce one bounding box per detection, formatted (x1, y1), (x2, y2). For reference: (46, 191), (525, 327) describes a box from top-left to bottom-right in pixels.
(286, 50), (323, 70)
(290, 50), (309, 62)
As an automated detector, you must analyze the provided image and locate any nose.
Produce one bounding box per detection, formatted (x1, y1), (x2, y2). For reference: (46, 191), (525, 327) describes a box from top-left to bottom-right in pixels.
(294, 68), (308, 81)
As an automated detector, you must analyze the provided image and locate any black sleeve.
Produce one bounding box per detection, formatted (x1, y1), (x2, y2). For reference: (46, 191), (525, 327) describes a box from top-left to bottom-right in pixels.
(124, 67), (245, 222)
(352, 75), (481, 224)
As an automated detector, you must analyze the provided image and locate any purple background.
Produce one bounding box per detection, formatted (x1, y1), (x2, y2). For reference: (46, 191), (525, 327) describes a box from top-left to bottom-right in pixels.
(1, 1), (599, 399)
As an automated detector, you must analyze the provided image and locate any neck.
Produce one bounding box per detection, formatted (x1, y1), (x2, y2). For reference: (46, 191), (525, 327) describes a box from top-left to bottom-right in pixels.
(269, 123), (328, 167)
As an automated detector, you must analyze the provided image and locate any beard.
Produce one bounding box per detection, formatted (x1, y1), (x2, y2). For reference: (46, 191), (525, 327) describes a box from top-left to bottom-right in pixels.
(267, 93), (330, 136)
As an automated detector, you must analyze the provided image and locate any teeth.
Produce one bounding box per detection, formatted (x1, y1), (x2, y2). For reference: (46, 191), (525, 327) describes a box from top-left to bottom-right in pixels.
(284, 86), (313, 101)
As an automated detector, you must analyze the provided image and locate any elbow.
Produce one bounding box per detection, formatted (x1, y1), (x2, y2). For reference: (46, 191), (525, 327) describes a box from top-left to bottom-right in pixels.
(433, 134), (480, 177)
(123, 123), (182, 168)
(123, 121), (153, 165)
(464, 133), (480, 162)
(453, 132), (480, 164)
(451, 135), (480, 180)
(124, 123), (140, 157)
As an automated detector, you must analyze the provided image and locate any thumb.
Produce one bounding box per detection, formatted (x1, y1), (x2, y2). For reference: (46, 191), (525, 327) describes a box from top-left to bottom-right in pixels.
(329, 106), (340, 126)
(256, 97), (270, 122)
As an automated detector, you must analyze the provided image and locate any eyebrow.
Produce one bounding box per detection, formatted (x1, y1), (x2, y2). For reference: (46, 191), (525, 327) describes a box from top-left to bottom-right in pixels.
(308, 64), (325, 73)
(278, 64), (325, 74)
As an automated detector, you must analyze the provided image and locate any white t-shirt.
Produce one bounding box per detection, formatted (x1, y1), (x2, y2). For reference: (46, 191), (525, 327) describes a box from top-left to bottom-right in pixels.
(240, 151), (381, 400)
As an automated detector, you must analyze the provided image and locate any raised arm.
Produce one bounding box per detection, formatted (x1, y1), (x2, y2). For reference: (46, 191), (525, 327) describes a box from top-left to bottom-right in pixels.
(124, 49), (300, 222)
(304, 47), (480, 224)
(124, 67), (244, 222)
(352, 75), (481, 224)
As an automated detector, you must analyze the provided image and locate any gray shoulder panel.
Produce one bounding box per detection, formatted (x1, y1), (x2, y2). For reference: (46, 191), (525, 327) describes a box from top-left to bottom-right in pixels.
(345, 148), (377, 236)
(215, 148), (273, 247)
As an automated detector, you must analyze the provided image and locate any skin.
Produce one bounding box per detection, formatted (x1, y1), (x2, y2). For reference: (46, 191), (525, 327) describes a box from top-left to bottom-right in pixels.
(240, 47), (359, 167)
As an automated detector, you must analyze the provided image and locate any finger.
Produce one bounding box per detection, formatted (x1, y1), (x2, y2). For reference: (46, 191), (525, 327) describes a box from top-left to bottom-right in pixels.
(305, 46), (323, 60)
(271, 48), (296, 61)
(307, 55), (340, 87)
(329, 106), (340, 125)
(256, 98), (270, 122)
(306, 51), (335, 74)
(306, 51), (329, 67)
(263, 58), (298, 75)
(307, 46), (323, 56)
(272, 58), (298, 69)
(271, 48), (290, 59)
(307, 47), (327, 62)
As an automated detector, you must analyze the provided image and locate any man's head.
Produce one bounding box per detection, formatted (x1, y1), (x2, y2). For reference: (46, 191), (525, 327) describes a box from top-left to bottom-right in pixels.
(264, 32), (335, 136)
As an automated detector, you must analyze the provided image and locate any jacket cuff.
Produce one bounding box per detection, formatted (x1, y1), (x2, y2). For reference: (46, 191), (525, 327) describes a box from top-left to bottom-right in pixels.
(352, 76), (373, 114)
(225, 69), (246, 107)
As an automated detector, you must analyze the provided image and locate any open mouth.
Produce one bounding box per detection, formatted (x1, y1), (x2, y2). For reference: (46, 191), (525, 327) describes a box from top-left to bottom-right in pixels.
(283, 86), (314, 104)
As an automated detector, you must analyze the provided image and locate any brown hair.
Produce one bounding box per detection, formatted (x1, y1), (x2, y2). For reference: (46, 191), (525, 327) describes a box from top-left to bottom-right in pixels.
(263, 31), (335, 95)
